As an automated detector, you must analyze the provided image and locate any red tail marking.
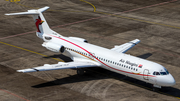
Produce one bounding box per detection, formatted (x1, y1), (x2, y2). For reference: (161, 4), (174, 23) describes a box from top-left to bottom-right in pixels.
(35, 16), (44, 33)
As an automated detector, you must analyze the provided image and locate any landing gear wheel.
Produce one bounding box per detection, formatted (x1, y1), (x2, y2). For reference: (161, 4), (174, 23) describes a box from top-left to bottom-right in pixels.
(77, 68), (85, 75)
(152, 87), (160, 92)
(152, 84), (161, 92)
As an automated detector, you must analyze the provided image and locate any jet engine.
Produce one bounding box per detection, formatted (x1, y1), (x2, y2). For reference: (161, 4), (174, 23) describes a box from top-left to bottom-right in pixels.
(42, 42), (65, 53)
(69, 37), (88, 43)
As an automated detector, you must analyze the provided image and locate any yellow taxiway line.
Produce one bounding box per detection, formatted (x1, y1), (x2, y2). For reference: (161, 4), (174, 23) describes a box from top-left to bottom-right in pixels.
(80, 0), (96, 12)
(0, 41), (64, 62)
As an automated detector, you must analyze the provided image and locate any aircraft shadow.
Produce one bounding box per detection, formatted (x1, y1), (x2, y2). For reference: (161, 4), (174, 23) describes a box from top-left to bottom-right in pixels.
(137, 53), (152, 59)
(43, 54), (72, 62)
(32, 67), (180, 98)
(32, 68), (107, 88)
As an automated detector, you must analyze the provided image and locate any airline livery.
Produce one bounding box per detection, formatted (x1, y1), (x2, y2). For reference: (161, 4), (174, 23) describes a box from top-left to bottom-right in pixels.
(5, 7), (176, 90)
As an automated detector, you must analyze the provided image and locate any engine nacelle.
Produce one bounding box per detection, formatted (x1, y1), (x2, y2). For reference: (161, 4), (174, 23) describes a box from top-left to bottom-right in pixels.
(69, 37), (88, 43)
(42, 42), (65, 53)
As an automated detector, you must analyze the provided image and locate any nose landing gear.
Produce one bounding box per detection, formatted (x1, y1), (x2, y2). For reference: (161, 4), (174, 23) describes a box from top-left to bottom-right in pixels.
(152, 84), (161, 91)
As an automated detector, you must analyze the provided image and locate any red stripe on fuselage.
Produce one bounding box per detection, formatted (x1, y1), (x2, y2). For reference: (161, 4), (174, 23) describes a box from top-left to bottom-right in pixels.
(49, 35), (155, 77)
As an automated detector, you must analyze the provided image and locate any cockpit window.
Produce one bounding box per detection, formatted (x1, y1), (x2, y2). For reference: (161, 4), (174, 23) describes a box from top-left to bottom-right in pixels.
(164, 68), (169, 74)
(156, 72), (160, 75)
(160, 72), (167, 75)
(153, 68), (169, 76)
(153, 71), (160, 75)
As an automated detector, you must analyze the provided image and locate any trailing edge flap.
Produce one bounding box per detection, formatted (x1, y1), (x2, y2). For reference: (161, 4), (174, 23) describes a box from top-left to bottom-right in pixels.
(111, 39), (140, 53)
(17, 61), (99, 73)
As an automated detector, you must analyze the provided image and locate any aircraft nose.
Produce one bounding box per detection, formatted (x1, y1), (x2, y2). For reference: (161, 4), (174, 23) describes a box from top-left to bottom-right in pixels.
(158, 74), (176, 86)
(167, 74), (176, 86)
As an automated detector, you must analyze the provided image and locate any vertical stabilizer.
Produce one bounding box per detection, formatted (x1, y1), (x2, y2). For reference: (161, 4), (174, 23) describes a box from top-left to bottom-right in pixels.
(5, 6), (58, 39)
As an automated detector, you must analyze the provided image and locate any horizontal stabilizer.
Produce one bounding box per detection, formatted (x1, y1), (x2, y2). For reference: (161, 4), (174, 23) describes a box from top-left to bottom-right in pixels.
(5, 6), (49, 15)
(37, 6), (50, 13)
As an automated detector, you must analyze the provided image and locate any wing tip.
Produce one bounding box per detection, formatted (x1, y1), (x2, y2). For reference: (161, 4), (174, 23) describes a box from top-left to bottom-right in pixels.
(17, 70), (24, 73)
(130, 39), (140, 45)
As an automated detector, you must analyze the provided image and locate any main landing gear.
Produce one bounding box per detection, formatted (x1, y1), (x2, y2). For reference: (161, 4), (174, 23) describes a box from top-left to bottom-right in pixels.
(77, 68), (85, 75)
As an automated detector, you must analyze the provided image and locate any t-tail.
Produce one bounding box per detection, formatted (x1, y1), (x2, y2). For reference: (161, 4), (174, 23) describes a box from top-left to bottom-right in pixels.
(5, 6), (60, 39)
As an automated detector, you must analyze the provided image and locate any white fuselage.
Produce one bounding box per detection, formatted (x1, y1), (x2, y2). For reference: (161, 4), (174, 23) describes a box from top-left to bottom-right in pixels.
(43, 33), (176, 87)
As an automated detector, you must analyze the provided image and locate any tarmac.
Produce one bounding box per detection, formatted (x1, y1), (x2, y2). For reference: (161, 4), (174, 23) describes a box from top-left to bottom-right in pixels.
(0, 0), (180, 101)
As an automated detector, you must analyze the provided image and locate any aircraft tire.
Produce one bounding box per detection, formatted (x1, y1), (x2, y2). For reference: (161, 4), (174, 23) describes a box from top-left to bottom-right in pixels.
(77, 68), (85, 75)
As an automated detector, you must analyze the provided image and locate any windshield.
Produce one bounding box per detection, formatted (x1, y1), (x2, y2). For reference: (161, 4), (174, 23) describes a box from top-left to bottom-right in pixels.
(164, 68), (169, 74)
(153, 70), (169, 75)
(153, 71), (160, 75)
(160, 72), (167, 75)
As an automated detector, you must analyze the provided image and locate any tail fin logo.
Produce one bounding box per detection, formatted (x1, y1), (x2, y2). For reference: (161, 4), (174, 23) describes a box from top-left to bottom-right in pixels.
(35, 16), (44, 33)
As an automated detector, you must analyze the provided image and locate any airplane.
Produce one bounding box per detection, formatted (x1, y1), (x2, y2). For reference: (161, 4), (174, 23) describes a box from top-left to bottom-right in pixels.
(5, 6), (176, 90)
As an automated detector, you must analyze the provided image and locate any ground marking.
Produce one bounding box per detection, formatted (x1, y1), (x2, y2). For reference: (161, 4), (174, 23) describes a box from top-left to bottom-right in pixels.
(0, 41), (64, 62)
(14, 0), (179, 30)
(6, 0), (20, 2)
(0, 88), (29, 101)
(80, 0), (96, 12)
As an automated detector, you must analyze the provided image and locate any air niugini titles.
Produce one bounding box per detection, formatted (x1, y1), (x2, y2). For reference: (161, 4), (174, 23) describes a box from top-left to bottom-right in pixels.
(119, 59), (142, 68)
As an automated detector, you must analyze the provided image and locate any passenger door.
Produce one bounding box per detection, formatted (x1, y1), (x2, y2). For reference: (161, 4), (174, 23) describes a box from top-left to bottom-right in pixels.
(143, 69), (149, 80)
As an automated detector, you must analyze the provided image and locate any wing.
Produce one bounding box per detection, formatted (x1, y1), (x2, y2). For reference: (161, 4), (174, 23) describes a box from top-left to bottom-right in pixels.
(111, 39), (140, 53)
(17, 61), (99, 73)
